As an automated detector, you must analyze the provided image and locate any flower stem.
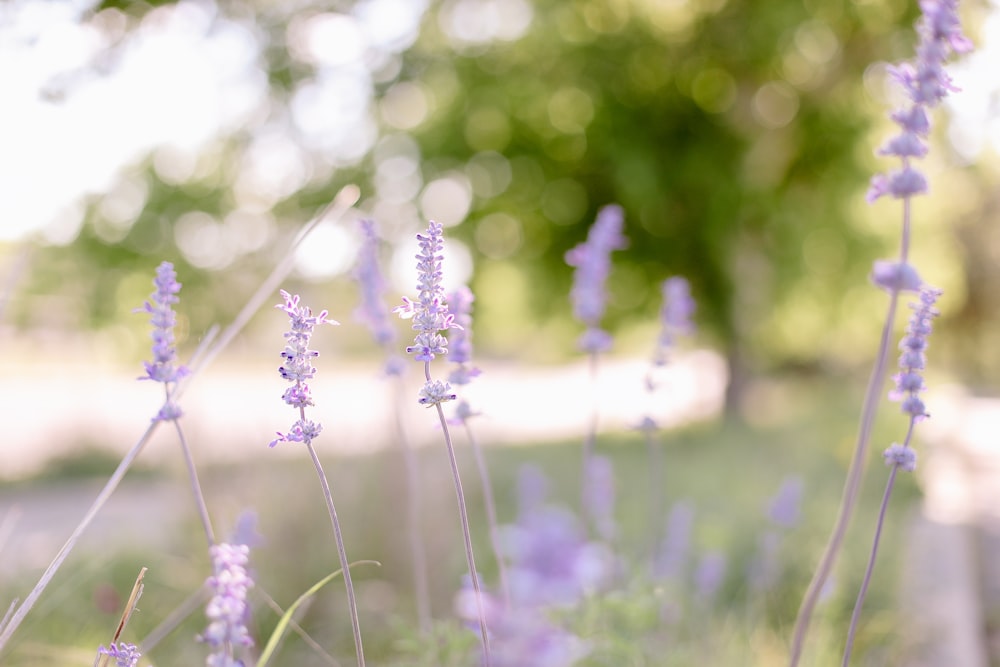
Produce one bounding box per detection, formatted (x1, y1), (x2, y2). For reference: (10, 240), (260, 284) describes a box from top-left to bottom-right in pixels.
(464, 420), (511, 608)
(433, 395), (491, 666)
(788, 289), (899, 667)
(842, 465), (900, 666)
(171, 412), (215, 546)
(306, 440), (366, 667)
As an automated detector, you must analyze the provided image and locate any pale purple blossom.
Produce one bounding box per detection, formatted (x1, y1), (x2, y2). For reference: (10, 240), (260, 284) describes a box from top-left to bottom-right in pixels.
(270, 290), (337, 447)
(565, 205), (628, 353)
(454, 588), (590, 667)
(870, 260), (923, 293)
(198, 543), (254, 666)
(888, 286), (942, 419)
(353, 220), (405, 376)
(884, 443), (918, 471)
(98, 642), (141, 667)
(135, 261), (189, 420)
(654, 501), (695, 581)
(653, 277), (696, 366)
(694, 551), (727, 602)
(867, 0), (972, 203)
(395, 221), (461, 403)
(767, 476), (804, 529)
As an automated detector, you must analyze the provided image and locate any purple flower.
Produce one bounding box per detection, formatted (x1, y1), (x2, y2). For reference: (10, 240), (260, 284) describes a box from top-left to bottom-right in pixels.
(888, 286), (942, 419)
(199, 543), (254, 664)
(654, 501), (694, 582)
(98, 642), (141, 667)
(565, 205), (628, 353)
(884, 442), (918, 471)
(867, 0), (971, 203)
(694, 551), (727, 603)
(767, 476), (804, 529)
(503, 504), (615, 607)
(870, 260), (923, 293)
(135, 261), (189, 420)
(353, 220), (405, 376)
(454, 588), (590, 667)
(395, 221), (462, 404)
(652, 276), (695, 367)
(270, 290), (337, 447)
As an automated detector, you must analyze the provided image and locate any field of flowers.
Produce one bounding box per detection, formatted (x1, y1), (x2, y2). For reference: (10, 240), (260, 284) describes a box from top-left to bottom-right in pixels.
(0, 0), (974, 666)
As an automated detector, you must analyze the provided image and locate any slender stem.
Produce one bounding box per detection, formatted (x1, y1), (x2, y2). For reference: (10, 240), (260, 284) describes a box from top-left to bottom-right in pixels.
(170, 408), (216, 546)
(645, 427), (664, 566)
(842, 465), (900, 666)
(464, 420), (511, 608)
(393, 375), (433, 634)
(789, 187), (914, 666)
(426, 362), (490, 666)
(0, 421), (159, 652)
(580, 351), (600, 531)
(788, 290), (899, 667)
(305, 440), (366, 667)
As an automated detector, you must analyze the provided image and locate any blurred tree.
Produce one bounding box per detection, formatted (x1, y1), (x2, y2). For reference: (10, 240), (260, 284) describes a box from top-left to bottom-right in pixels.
(10, 0), (976, 392)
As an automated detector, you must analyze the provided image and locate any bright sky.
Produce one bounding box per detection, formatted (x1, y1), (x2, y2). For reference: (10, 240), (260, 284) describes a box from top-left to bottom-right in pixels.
(0, 0), (995, 261)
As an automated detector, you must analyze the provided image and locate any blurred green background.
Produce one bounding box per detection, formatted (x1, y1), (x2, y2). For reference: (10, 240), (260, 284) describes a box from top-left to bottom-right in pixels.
(1, 0), (997, 390)
(0, 0), (993, 664)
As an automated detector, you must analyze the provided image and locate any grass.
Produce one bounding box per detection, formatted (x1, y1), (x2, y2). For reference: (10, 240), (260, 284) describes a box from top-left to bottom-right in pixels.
(0, 374), (919, 666)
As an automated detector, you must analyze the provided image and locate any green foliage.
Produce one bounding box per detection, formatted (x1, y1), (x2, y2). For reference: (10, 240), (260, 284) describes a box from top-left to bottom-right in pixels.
(11, 0), (941, 371)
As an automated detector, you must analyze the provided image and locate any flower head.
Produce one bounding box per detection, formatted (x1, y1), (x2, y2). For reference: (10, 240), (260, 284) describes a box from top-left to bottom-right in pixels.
(653, 276), (695, 366)
(867, 0), (971, 203)
(270, 290), (337, 447)
(354, 220), (405, 376)
(395, 221), (463, 404)
(565, 205), (628, 353)
(135, 261), (189, 419)
(884, 443), (918, 472)
(199, 542), (254, 665)
(889, 286), (942, 419)
(98, 642), (141, 667)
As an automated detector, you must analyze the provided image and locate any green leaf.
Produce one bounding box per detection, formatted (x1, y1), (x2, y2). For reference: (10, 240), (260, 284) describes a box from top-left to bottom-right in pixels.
(255, 560), (380, 667)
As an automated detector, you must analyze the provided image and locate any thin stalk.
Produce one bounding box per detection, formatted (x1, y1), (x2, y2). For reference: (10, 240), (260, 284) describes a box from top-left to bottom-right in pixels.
(305, 439), (365, 667)
(842, 465), (899, 666)
(645, 427), (664, 566)
(0, 421), (158, 652)
(171, 409), (216, 546)
(789, 196), (912, 667)
(428, 364), (491, 666)
(580, 351), (600, 530)
(464, 421), (511, 608)
(787, 290), (899, 666)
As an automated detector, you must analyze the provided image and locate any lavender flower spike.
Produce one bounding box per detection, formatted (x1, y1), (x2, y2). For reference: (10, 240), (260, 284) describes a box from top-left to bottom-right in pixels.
(866, 0), (971, 203)
(135, 261), (189, 421)
(565, 205), (628, 353)
(889, 286), (942, 420)
(653, 276), (696, 367)
(394, 220), (461, 405)
(97, 642), (141, 667)
(354, 220), (407, 376)
(270, 290), (338, 447)
(198, 543), (254, 664)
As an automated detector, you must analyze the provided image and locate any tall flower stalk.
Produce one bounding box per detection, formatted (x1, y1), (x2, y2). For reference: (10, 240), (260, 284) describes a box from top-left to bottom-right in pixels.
(788, 2), (970, 663)
(353, 219), (432, 632)
(395, 221), (492, 665)
(842, 286), (941, 665)
(270, 290), (366, 667)
(638, 277), (695, 562)
(564, 205), (627, 532)
(198, 543), (254, 666)
(447, 285), (510, 607)
(136, 261), (215, 546)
